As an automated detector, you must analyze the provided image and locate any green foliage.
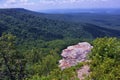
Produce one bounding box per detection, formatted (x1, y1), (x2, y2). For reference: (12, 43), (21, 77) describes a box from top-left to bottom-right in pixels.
(0, 33), (26, 80)
(41, 11), (120, 30)
(26, 67), (80, 80)
(0, 33), (82, 80)
(88, 37), (120, 80)
(1, 34), (120, 80)
(26, 61), (83, 80)
(1, 8), (120, 80)
(0, 8), (120, 42)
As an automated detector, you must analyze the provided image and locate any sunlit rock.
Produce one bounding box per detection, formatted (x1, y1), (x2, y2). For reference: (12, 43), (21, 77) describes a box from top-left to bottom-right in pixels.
(77, 65), (90, 80)
(59, 42), (93, 70)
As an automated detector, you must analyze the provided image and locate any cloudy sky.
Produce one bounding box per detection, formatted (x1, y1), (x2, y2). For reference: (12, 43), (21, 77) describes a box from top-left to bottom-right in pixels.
(0, 0), (120, 11)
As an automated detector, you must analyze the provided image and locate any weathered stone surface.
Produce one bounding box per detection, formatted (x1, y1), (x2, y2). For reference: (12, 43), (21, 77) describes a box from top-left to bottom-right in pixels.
(59, 42), (93, 80)
(59, 42), (93, 70)
(77, 65), (90, 80)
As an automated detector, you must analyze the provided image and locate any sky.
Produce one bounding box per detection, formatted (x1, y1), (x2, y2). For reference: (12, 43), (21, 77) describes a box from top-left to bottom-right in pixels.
(0, 0), (120, 11)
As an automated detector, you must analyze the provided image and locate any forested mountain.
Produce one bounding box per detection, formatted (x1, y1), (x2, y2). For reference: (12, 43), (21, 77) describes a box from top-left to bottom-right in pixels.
(0, 8), (120, 80)
(40, 13), (120, 30)
(0, 8), (120, 41)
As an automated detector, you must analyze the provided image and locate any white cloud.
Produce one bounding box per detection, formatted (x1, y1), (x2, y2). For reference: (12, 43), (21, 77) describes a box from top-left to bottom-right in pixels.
(3, 0), (35, 8)
(20, 0), (28, 3)
(38, 0), (108, 5)
(1, 0), (109, 8)
(0, 0), (119, 11)
(6, 0), (17, 4)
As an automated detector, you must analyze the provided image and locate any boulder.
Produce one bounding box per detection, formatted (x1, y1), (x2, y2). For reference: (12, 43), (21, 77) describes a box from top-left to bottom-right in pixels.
(59, 42), (93, 70)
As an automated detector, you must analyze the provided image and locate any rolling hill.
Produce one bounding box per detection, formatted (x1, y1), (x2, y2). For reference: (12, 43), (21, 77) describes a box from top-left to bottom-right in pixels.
(0, 8), (120, 41)
(39, 12), (120, 30)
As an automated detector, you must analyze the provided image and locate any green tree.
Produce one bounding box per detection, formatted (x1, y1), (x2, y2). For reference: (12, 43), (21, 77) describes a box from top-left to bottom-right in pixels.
(0, 33), (26, 80)
(88, 37), (120, 80)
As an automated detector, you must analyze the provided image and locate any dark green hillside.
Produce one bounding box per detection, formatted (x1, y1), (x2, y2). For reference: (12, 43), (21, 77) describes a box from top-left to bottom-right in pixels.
(41, 13), (120, 30)
(0, 8), (120, 41)
(83, 24), (120, 38)
(0, 8), (120, 80)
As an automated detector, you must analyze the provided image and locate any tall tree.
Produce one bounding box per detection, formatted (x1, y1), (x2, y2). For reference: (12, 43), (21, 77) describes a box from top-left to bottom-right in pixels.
(0, 33), (26, 80)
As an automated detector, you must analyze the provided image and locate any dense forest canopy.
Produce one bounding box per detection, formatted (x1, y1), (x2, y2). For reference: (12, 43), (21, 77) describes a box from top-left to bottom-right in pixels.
(0, 8), (120, 42)
(0, 8), (120, 80)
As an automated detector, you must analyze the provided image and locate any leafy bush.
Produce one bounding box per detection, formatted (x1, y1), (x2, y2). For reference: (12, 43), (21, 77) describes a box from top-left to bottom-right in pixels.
(88, 37), (120, 80)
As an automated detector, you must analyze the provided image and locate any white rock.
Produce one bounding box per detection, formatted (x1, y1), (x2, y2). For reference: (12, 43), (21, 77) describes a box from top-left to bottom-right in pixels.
(59, 42), (93, 69)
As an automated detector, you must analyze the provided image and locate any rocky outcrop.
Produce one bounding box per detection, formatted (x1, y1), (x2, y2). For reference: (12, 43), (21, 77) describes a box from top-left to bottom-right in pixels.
(59, 42), (93, 69)
(59, 42), (93, 80)
(77, 65), (90, 80)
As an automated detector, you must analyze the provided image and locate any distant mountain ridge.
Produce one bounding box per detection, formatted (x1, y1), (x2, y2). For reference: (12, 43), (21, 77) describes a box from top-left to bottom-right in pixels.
(0, 8), (120, 41)
(39, 8), (120, 14)
(38, 10), (120, 30)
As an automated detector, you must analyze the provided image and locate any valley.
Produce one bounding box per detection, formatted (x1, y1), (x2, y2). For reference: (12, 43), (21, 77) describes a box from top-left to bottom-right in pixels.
(0, 8), (120, 80)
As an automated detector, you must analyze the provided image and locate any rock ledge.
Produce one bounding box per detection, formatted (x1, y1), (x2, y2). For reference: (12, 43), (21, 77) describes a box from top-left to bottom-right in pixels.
(59, 42), (93, 80)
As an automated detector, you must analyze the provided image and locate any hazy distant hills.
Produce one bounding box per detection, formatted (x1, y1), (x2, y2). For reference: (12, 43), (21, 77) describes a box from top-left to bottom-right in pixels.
(39, 9), (120, 30)
(40, 8), (120, 14)
(0, 8), (120, 41)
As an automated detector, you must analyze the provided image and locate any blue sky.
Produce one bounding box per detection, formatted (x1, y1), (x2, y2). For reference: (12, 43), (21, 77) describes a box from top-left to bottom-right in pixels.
(0, 0), (120, 11)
